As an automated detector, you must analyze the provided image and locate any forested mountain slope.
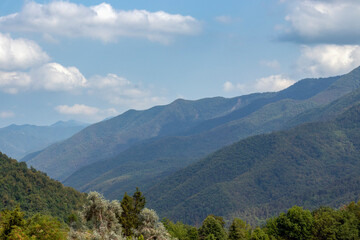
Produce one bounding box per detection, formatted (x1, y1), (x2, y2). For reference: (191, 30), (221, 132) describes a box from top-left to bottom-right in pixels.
(0, 152), (86, 220)
(0, 121), (87, 160)
(64, 67), (360, 198)
(146, 103), (360, 225)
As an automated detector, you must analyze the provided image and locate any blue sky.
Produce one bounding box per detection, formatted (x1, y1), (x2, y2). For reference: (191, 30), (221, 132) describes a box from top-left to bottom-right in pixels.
(1, 0), (360, 127)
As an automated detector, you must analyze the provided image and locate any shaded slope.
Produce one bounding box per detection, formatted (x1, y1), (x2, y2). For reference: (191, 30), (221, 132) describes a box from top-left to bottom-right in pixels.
(0, 121), (87, 160)
(64, 68), (360, 198)
(146, 104), (360, 225)
(0, 152), (86, 221)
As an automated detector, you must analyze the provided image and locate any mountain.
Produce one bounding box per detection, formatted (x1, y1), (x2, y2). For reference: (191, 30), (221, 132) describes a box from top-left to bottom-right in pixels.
(0, 152), (86, 220)
(0, 120), (87, 160)
(62, 67), (360, 198)
(145, 100), (360, 225)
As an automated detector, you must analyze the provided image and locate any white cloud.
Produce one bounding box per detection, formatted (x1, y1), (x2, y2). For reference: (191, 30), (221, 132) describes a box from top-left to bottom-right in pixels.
(0, 111), (15, 119)
(55, 104), (99, 115)
(0, 71), (31, 94)
(223, 81), (244, 92)
(55, 104), (119, 121)
(281, 0), (360, 44)
(254, 75), (295, 92)
(0, 1), (201, 43)
(0, 33), (49, 70)
(223, 75), (294, 94)
(31, 63), (87, 91)
(297, 44), (360, 77)
(0, 63), (87, 93)
(88, 74), (167, 109)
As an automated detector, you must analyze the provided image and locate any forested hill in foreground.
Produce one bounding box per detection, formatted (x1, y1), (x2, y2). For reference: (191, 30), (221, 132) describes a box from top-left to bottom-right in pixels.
(146, 101), (360, 225)
(63, 67), (360, 199)
(0, 152), (86, 221)
(0, 120), (87, 160)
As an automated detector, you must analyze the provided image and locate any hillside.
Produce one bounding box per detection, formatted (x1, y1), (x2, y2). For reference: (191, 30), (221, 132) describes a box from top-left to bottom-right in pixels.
(0, 120), (87, 160)
(63, 67), (360, 198)
(0, 152), (86, 221)
(146, 103), (360, 225)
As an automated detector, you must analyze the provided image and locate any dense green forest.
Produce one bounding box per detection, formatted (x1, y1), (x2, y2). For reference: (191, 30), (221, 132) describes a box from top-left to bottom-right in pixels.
(1, 187), (359, 239)
(0, 152), (86, 221)
(147, 102), (360, 225)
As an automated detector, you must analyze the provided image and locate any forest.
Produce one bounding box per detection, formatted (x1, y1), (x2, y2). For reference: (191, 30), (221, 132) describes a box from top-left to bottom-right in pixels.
(1, 188), (360, 240)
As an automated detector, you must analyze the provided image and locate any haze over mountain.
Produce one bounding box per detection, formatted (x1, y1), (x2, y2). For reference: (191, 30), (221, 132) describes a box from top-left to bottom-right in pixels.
(0, 120), (88, 160)
(146, 90), (360, 225)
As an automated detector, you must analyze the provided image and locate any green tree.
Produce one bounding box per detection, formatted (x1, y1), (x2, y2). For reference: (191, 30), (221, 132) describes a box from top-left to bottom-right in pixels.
(26, 214), (68, 240)
(121, 192), (136, 236)
(198, 215), (227, 240)
(312, 207), (339, 240)
(0, 206), (26, 239)
(228, 218), (251, 240)
(121, 188), (147, 236)
(273, 206), (314, 240)
(250, 227), (269, 240)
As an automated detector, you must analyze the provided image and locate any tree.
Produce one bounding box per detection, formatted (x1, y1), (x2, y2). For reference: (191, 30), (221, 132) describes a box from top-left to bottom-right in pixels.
(228, 218), (251, 240)
(121, 188), (146, 236)
(272, 206), (314, 240)
(0, 206), (26, 239)
(250, 227), (269, 240)
(137, 208), (171, 240)
(198, 215), (227, 240)
(69, 191), (124, 240)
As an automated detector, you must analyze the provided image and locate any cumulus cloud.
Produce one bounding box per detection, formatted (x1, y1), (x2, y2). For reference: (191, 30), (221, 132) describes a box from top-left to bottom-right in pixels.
(0, 33), (49, 70)
(0, 1), (201, 43)
(31, 63), (87, 91)
(297, 44), (360, 77)
(0, 111), (15, 119)
(254, 75), (295, 92)
(0, 63), (87, 93)
(281, 0), (360, 44)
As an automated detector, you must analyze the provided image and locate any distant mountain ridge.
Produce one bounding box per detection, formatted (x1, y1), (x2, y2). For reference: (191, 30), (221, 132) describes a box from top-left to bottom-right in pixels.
(146, 98), (360, 225)
(0, 120), (88, 159)
(61, 67), (360, 198)
(24, 67), (360, 201)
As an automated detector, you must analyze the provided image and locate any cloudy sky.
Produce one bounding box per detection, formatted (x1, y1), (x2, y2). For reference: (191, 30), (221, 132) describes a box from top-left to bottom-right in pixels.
(1, 0), (360, 127)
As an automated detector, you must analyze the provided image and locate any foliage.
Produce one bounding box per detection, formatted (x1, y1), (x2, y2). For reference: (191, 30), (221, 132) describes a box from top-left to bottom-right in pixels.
(69, 191), (124, 240)
(136, 208), (171, 240)
(0, 206), (67, 240)
(0, 152), (86, 221)
(228, 218), (251, 240)
(198, 216), (227, 240)
(120, 188), (146, 236)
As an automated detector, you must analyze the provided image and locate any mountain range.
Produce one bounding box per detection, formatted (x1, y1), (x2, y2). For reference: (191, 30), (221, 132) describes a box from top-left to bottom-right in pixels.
(59, 67), (360, 199)
(146, 88), (360, 224)
(0, 120), (87, 160)
(20, 66), (360, 225)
